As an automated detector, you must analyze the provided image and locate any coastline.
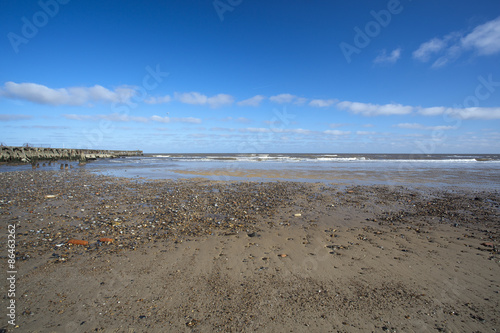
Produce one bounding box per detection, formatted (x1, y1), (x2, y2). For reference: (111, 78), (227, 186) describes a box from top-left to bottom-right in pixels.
(0, 169), (499, 332)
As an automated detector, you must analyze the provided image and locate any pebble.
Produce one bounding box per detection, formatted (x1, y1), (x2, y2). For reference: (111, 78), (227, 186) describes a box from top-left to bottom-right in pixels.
(1, 170), (498, 270)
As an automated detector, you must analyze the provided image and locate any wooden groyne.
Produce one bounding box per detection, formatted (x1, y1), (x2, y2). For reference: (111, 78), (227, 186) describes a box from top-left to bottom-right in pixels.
(0, 146), (143, 163)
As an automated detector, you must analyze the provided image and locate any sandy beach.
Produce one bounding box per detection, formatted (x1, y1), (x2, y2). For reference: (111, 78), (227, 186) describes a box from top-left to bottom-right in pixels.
(0, 170), (499, 332)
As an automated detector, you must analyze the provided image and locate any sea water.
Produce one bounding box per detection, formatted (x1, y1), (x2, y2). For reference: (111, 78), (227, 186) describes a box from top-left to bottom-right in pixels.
(2, 153), (499, 189)
(81, 153), (500, 189)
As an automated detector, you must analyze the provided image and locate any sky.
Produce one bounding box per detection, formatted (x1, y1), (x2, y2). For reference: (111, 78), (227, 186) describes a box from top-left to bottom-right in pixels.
(1, 0), (500, 153)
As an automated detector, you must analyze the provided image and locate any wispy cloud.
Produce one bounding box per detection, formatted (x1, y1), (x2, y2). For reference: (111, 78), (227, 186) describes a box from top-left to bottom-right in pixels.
(238, 127), (313, 135)
(416, 106), (448, 116)
(144, 95), (172, 104)
(337, 101), (413, 116)
(63, 114), (94, 121)
(235, 117), (251, 124)
(309, 99), (337, 107)
(0, 82), (136, 106)
(270, 94), (295, 104)
(21, 125), (69, 129)
(324, 129), (351, 135)
(373, 48), (402, 64)
(237, 95), (265, 107)
(174, 92), (207, 105)
(239, 127), (270, 133)
(269, 93), (307, 105)
(0, 114), (32, 121)
(103, 113), (149, 122)
(394, 122), (456, 130)
(462, 16), (500, 55)
(412, 38), (448, 62)
(328, 123), (347, 128)
(221, 116), (252, 124)
(154, 116), (202, 124)
(417, 106), (500, 119)
(63, 113), (202, 123)
(335, 102), (500, 120)
(413, 16), (500, 67)
(210, 127), (236, 132)
(174, 92), (234, 108)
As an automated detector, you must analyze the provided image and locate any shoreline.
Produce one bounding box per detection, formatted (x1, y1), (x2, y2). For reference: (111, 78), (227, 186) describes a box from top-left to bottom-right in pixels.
(2, 153), (500, 191)
(0, 170), (499, 331)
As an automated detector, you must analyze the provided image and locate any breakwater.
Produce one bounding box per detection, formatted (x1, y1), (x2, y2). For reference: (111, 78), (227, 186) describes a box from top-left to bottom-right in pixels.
(0, 146), (142, 163)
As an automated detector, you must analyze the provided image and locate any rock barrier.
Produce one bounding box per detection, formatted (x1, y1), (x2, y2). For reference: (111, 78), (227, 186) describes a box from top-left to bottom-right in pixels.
(0, 146), (142, 163)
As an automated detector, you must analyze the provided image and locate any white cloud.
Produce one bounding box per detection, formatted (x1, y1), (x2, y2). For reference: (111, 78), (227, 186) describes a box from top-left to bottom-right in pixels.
(413, 38), (447, 62)
(309, 99), (337, 107)
(269, 93), (307, 105)
(269, 93), (295, 104)
(0, 82), (136, 106)
(395, 122), (456, 130)
(329, 123), (346, 128)
(174, 92), (207, 105)
(144, 95), (172, 104)
(207, 94), (234, 108)
(294, 97), (308, 105)
(356, 131), (376, 135)
(462, 16), (500, 55)
(413, 16), (500, 67)
(210, 127), (235, 132)
(63, 114), (96, 121)
(417, 106), (500, 120)
(63, 113), (201, 123)
(374, 48), (402, 64)
(335, 102), (500, 120)
(430, 125), (456, 130)
(238, 127), (313, 135)
(237, 95), (265, 107)
(287, 128), (311, 135)
(449, 107), (500, 120)
(337, 101), (413, 116)
(235, 117), (251, 123)
(0, 114), (32, 121)
(395, 123), (425, 129)
(324, 130), (351, 135)
(417, 106), (448, 116)
(174, 92), (234, 108)
(151, 115), (202, 124)
(240, 127), (270, 133)
(150, 115), (170, 123)
(220, 117), (251, 123)
(23, 125), (68, 129)
(431, 44), (462, 68)
(102, 113), (149, 122)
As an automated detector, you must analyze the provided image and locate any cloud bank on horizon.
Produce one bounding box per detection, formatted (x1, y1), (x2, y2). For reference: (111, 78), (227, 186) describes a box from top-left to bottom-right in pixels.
(1, 1), (499, 153)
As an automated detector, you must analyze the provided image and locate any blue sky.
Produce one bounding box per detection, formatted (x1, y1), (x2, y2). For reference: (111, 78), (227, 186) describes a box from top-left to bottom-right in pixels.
(1, 0), (499, 153)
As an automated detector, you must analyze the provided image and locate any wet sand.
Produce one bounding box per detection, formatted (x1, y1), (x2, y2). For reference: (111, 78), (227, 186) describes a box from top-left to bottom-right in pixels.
(0, 170), (499, 332)
(169, 167), (500, 189)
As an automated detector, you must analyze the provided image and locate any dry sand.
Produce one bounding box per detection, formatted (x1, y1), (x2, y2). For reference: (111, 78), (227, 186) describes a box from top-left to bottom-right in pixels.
(0, 170), (499, 332)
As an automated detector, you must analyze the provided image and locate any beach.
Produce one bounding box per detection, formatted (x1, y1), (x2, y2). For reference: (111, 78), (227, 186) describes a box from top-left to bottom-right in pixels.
(0, 169), (499, 332)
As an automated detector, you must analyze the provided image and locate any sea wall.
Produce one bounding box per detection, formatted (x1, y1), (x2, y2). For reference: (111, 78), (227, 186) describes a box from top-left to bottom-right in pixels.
(0, 146), (142, 163)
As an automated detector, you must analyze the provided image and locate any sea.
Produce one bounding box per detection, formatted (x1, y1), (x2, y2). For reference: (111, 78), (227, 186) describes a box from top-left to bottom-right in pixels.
(2, 153), (499, 190)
